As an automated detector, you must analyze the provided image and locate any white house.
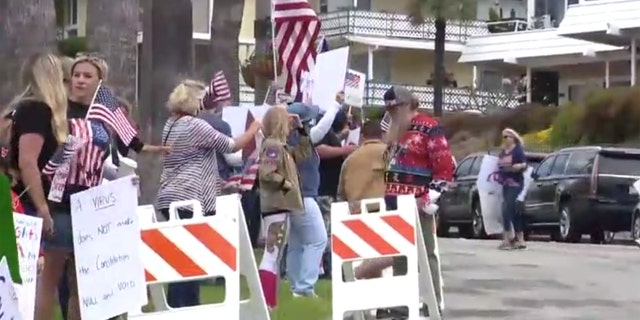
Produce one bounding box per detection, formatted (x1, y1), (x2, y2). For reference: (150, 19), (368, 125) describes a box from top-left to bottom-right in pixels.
(459, 0), (640, 105)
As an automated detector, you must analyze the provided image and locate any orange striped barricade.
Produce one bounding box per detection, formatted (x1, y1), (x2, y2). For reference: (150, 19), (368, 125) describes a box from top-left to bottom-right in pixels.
(128, 195), (270, 320)
(331, 195), (441, 320)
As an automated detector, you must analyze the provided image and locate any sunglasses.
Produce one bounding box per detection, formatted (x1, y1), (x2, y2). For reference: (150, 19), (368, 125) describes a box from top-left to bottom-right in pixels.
(503, 135), (513, 139)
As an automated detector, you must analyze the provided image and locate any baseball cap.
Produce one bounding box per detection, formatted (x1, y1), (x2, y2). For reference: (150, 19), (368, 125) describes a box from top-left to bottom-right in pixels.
(286, 102), (320, 123)
(383, 86), (416, 108)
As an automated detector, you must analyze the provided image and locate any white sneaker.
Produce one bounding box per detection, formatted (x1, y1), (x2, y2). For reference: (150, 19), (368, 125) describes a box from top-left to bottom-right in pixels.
(292, 291), (318, 298)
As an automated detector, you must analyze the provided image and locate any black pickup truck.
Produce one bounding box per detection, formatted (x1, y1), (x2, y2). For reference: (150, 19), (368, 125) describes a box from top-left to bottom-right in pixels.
(525, 146), (640, 243)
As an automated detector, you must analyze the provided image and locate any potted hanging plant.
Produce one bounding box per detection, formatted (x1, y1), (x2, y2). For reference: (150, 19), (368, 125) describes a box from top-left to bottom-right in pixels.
(241, 45), (282, 89)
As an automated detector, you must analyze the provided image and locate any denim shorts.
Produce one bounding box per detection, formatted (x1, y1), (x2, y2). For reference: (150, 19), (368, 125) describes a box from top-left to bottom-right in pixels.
(23, 205), (74, 253)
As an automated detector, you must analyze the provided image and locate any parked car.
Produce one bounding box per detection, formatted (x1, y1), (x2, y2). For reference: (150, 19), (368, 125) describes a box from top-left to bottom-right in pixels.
(525, 146), (640, 243)
(437, 150), (547, 238)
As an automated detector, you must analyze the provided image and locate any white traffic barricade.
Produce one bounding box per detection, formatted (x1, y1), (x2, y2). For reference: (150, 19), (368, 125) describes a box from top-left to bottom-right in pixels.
(129, 195), (269, 320)
(331, 195), (441, 320)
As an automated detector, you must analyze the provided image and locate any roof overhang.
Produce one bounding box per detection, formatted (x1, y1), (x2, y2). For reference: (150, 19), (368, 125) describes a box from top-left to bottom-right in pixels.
(459, 28), (622, 66)
(558, 0), (640, 46)
(503, 48), (632, 68)
(345, 35), (465, 52)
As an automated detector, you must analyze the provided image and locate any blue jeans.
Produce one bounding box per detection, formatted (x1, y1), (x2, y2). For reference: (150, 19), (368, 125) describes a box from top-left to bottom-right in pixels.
(502, 185), (524, 233)
(167, 281), (200, 308)
(286, 197), (328, 294)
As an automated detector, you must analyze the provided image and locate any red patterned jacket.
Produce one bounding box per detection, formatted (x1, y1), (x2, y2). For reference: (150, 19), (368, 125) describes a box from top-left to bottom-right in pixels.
(385, 114), (454, 204)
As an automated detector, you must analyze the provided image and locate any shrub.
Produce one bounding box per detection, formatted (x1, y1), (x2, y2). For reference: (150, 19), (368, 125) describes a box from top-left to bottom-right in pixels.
(549, 102), (583, 148)
(522, 128), (553, 152)
(58, 37), (88, 57)
(449, 130), (493, 160)
(578, 87), (640, 144)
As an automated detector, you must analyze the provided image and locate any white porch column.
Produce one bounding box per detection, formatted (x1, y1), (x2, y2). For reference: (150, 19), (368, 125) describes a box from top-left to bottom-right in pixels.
(367, 45), (374, 80)
(526, 67), (532, 103)
(605, 60), (610, 88)
(526, 0), (535, 26)
(632, 38), (637, 86)
(472, 66), (478, 90)
(353, 0), (358, 7)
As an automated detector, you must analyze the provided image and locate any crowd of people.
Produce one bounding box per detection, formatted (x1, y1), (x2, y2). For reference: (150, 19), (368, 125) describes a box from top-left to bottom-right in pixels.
(1, 50), (532, 320)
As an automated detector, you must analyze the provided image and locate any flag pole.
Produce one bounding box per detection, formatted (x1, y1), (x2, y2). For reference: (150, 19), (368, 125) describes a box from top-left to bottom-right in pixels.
(84, 80), (104, 120)
(263, 0), (278, 106)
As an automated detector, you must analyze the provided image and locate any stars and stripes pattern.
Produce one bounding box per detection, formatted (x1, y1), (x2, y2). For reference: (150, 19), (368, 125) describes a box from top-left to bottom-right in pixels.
(67, 119), (110, 187)
(345, 72), (361, 89)
(273, 0), (321, 99)
(42, 135), (85, 176)
(203, 71), (232, 109)
(87, 86), (137, 145)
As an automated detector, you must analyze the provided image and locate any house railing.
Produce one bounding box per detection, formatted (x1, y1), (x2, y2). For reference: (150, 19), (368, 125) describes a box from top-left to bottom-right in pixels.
(365, 81), (520, 111)
(319, 10), (490, 43)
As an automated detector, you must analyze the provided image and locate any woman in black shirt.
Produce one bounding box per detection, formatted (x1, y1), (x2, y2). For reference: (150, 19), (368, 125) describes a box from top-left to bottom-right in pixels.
(9, 53), (70, 320)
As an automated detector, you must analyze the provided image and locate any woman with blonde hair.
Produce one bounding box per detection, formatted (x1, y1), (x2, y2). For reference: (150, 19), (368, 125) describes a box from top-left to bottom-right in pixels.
(257, 106), (303, 308)
(156, 79), (261, 307)
(7, 53), (69, 320)
(497, 127), (528, 250)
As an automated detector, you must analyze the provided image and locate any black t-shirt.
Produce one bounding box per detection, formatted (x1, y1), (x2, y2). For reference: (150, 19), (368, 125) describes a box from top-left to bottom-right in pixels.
(317, 131), (345, 197)
(10, 100), (59, 209)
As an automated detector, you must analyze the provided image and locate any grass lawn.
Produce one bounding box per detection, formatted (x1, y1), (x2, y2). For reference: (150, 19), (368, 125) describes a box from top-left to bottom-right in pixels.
(54, 279), (332, 320)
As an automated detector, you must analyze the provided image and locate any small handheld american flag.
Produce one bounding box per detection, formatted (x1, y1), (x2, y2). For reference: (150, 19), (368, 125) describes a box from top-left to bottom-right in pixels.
(42, 135), (85, 176)
(87, 86), (137, 145)
(344, 72), (361, 89)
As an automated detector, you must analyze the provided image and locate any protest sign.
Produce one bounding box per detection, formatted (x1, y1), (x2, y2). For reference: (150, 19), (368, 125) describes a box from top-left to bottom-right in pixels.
(0, 256), (21, 320)
(343, 69), (366, 108)
(476, 155), (504, 235)
(13, 214), (42, 320)
(311, 47), (350, 111)
(71, 176), (146, 320)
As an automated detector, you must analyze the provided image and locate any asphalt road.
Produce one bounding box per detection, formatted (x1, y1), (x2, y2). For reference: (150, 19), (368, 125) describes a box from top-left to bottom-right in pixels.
(439, 238), (640, 319)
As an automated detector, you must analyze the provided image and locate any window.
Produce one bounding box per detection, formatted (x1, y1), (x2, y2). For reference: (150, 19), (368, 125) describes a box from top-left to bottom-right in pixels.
(454, 157), (474, 178)
(480, 70), (503, 91)
(470, 156), (483, 176)
(535, 156), (555, 178)
(566, 151), (596, 175)
(192, 0), (211, 34)
(356, 0), (371, 10)
(598, 154), (640, 176)
(64, 0), (78, 38)
(320, 0), (328, 13)
(550, 153), (569, 175)
(567, 0), (580, 5)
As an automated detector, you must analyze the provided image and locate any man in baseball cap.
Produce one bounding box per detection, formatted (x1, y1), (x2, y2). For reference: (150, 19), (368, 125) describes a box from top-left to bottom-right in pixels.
(378, 86), (454, 318)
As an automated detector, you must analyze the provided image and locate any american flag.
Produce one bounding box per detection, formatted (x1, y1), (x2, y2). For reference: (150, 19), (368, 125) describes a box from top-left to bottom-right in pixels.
(203, 71), (231, 109)
(42, 135), (84, 176)
(273, 0), (320, 99)
(345, 72), (361, 89)
(224, 154), (259, 191)
(87, 86), (137, 145)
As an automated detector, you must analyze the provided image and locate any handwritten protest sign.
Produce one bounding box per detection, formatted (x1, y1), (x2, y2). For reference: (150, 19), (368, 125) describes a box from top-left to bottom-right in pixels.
(0, 256), (21, 320)
(13, 214), (42, 320)
(71, 176), (146, 320)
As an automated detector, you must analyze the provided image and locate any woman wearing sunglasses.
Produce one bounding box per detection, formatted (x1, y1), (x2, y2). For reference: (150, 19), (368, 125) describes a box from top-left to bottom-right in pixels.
(497, 128), (528, 250)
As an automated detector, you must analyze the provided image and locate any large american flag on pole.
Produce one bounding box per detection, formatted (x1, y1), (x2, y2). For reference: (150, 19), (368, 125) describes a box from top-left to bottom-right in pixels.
(273, 0), (321, 99)
(87, 86), (137, 145)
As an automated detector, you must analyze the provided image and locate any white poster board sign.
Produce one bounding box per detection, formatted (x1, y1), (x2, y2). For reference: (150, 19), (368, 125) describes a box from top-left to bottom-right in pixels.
(71, 176), (147, 320)
(311, 47), (350, 111)
(13, 214), (42, 320)
(476, 155), (504, 235)
(343, 69), (366, 108)
(0, 256), (21, 320)
(344, 128), (360, 146)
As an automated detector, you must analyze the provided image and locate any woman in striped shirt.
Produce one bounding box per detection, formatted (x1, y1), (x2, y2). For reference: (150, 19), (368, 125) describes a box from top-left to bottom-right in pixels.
(156, 80), (261, 308)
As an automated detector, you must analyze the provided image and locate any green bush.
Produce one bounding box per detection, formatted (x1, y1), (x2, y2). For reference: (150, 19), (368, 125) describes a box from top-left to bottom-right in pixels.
(578, 87), (640, 144)
(549, 102), (583, 147)
(58, 37), (88, 57)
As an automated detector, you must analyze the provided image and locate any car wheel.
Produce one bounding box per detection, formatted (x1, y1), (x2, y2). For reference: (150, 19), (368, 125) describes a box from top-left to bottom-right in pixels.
(435, 211), (450, 237)
(632, 212), (640, 241)
(471, 202), (487, 239)
(552, 205), (581, 243)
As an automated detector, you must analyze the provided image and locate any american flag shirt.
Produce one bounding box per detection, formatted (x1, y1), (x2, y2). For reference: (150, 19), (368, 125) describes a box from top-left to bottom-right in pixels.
(385, 114), (454, 202)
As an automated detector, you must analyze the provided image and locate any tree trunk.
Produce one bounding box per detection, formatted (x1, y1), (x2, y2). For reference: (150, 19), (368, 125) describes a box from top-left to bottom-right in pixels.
(0, 0), (57, 106)
(433, 18), (446, 117)
(138, 0), (193, 204)
(253, 0), (271, 104)
(210, 0), (245, 104)
(86, 0), (139, 104)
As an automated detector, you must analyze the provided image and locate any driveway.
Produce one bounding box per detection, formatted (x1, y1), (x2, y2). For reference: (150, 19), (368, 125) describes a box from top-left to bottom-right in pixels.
(440, 238), (640, 319)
